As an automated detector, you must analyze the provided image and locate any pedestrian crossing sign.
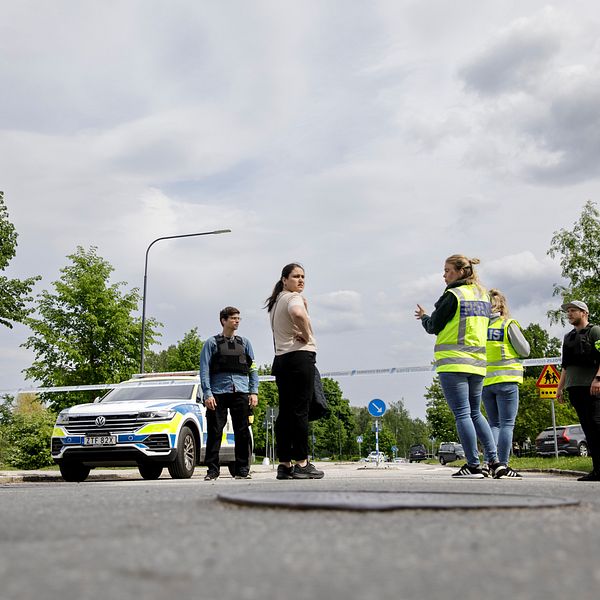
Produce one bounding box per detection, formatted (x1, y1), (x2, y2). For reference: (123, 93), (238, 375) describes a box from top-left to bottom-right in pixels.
(535, 364), (561, 392)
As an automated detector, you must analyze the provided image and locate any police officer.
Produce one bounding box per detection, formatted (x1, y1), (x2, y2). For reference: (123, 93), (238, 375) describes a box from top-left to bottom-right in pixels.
(556, 300), (600, 481)
(199, 307), (258, 480)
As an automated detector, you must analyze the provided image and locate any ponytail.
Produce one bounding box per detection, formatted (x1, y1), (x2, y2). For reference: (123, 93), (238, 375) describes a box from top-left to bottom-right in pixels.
(264, 262), (304, 312)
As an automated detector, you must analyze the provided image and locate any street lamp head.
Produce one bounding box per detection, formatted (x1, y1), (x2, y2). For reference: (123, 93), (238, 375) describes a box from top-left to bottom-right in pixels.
(139, 228), (232, 373)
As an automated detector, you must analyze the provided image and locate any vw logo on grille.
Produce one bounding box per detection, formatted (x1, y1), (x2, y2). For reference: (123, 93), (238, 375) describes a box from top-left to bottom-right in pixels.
(95, 416), (106, 427)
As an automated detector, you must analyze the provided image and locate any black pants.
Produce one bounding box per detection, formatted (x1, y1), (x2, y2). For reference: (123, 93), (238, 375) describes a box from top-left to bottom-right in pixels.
(204, 392), (251, 475)
(569, 386), (600, 472)
(273, 351), (315, 462)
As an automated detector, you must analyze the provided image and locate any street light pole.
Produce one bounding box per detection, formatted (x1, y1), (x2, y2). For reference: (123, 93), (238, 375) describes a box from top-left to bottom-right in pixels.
(139, 229), (231, 373)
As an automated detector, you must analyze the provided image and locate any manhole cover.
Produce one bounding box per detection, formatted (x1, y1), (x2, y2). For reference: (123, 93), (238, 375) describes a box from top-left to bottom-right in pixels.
(217, 490), (579, 511)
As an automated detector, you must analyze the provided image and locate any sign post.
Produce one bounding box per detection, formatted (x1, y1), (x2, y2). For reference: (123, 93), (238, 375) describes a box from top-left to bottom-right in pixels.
(356, 435), (363, 458)
(535, 365), (561, 459)
(368, 399), (387, 466)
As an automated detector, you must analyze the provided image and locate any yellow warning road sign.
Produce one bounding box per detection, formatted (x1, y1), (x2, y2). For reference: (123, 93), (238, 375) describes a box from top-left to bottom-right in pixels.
(536, 364), (561, 388)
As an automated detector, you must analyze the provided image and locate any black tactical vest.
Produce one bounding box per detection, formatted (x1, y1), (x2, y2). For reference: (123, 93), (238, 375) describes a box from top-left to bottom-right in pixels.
(210, 335), (250, 374)
(562, 325), (600, 368)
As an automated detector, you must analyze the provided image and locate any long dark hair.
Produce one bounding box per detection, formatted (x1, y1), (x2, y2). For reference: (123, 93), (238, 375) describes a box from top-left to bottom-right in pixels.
(264, 262), (304, 312)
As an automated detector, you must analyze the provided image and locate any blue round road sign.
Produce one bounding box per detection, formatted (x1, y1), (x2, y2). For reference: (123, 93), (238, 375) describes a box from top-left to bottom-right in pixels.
(368, 398), (386, 417)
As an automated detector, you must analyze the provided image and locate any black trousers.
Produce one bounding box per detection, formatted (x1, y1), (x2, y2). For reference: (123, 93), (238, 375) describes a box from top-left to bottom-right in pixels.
(569, 386), (600, 472)
(273, 351), (315, 462)
(204, 392), (251, 475)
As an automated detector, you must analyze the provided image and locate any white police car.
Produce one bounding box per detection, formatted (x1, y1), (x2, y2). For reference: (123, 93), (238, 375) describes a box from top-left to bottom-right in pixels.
(51, 373), (251, 482)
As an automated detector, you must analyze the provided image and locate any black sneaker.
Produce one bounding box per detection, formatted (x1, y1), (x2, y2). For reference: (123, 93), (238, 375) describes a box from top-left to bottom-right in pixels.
(276, 464), (294, 480)
(204, 471), (219, 481)
(235, 469), (252, 480)
(577, 471), (600, 481)
(451, 463), (485, 479)
(494, 465), (523, 479)
(292, 462), (325, 479)
(481, 463), (491, 478)
(492, 464), (508, 479)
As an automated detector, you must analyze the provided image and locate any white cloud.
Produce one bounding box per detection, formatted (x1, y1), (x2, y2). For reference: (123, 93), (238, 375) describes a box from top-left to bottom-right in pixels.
(1, 2), (599, 417)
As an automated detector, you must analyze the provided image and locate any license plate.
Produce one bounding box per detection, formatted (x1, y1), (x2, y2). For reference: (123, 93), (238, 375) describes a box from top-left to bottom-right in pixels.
(84, 435), (117, 446)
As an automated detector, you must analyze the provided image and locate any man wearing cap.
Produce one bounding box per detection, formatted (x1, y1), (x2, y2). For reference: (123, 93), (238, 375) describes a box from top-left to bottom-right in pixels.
(556, 301), (600, 481)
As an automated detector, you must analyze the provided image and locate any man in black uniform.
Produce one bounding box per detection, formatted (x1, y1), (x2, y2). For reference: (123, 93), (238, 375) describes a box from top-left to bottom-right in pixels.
(199, 307), (258, 480)
(556, 301), (600, 481)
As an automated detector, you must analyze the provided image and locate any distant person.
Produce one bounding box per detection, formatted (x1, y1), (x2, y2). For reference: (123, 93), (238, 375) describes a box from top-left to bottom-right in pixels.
(482, 289), (530, 479)
(265, 263), (324, 480)
(556, 301), (600, 481)
(199, 307), (258, 480)
(415, 254), (500, 478)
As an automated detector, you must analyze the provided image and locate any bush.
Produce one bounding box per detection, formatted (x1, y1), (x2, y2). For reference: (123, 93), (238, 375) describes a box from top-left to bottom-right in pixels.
(1, 396), (56, 469)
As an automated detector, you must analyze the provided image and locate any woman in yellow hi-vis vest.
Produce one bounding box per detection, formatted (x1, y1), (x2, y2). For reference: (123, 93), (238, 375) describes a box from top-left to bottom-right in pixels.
(482, 289), (530, 479)
(415, 254), (500, 478)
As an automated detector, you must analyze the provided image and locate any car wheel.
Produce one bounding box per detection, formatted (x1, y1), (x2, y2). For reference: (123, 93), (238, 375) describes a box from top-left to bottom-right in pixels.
(578, 442), (589, 457)
(59, 461), (91, 482)
(168, 426), (196, 479)
(138, 463), (163, 480)
(439, 456), (446, 465)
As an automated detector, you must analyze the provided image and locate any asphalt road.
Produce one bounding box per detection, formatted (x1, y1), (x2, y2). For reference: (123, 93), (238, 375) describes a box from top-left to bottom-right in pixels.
(1, 462), (599, 600)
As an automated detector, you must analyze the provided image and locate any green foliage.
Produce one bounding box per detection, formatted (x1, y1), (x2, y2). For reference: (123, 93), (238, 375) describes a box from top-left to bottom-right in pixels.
(381, 399), (430, 456)
(311, 379), (356, 459)
(363, 426), (397, 457)
(251, 379), (278, 455)
(521, 323), (562, 379)
(352, 399), (430, 459)
(425, 377), (458, 442)
(145, 328), (203, 372)
(547, 200), (600, 324)
(0, 395), (15, 466)
(0, 191), (40, 328)
(0, 395), (55, 469)
(513, 378), (578, 445)
(22, 246), (160, 411)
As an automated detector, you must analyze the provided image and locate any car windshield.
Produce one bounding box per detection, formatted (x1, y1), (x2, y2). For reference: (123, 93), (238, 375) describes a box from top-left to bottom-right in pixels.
(101, 384), (195, 402)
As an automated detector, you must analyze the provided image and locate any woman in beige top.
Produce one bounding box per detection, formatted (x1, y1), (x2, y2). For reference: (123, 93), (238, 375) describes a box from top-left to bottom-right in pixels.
(265, 263), (324, 480)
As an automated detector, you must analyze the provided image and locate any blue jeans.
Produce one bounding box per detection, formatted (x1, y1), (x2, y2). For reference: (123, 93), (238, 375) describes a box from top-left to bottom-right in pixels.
(438, 372), (498, 466)
(482, 382), (519, 465)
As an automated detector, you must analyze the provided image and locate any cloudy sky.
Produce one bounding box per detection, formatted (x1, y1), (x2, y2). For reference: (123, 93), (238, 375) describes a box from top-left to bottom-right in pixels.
(1, 1), (599, 418)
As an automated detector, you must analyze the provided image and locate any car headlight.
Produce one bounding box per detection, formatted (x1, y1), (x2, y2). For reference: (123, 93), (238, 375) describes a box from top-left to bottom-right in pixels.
(56, 411), (70, 425)
(138, 410), (176, 420)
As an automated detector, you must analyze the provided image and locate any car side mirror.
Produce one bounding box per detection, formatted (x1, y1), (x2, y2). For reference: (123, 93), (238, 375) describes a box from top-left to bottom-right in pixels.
(93, 396), (101, 403)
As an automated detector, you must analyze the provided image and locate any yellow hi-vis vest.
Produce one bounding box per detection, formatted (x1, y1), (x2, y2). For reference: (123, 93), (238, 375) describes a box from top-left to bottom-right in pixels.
(434, 284), (490, 376)
(483, 316), (524, 386)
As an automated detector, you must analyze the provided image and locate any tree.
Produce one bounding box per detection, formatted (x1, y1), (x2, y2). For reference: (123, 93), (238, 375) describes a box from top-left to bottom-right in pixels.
(145, 328), (203, 372)
(513, 378), (578, 446)
(363, 426), (396, 458)
(425, 377), (457, 442)
(0, 393), (55, 469)
(22, 246), (159, 411)
(382, 399), (430, 457)
(547, 200), (600, 324)
(0, 191), (40, 328)
(252, 378), (279, 457)
(521, 323), (562, 379)
(311, 378), (356, 459)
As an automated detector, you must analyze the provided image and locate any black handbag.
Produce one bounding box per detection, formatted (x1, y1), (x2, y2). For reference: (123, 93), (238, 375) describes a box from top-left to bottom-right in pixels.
(309, 366), (329, 421)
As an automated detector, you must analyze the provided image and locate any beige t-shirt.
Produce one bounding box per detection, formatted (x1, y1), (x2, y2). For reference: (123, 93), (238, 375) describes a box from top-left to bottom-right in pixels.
(271, 291), (317, 356)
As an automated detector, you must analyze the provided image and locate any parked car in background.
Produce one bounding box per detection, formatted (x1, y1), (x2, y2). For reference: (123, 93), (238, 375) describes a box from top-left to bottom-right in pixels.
(366, 451), (388, 463)
(535, 424), (588, 456)
(437, 442), (465, 465)
(408, 444), (427, 462)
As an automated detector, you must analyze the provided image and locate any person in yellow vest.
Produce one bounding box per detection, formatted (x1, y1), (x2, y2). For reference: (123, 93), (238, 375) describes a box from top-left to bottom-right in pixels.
(482, 290), (530, 479)
(415, 254), (500, 478)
